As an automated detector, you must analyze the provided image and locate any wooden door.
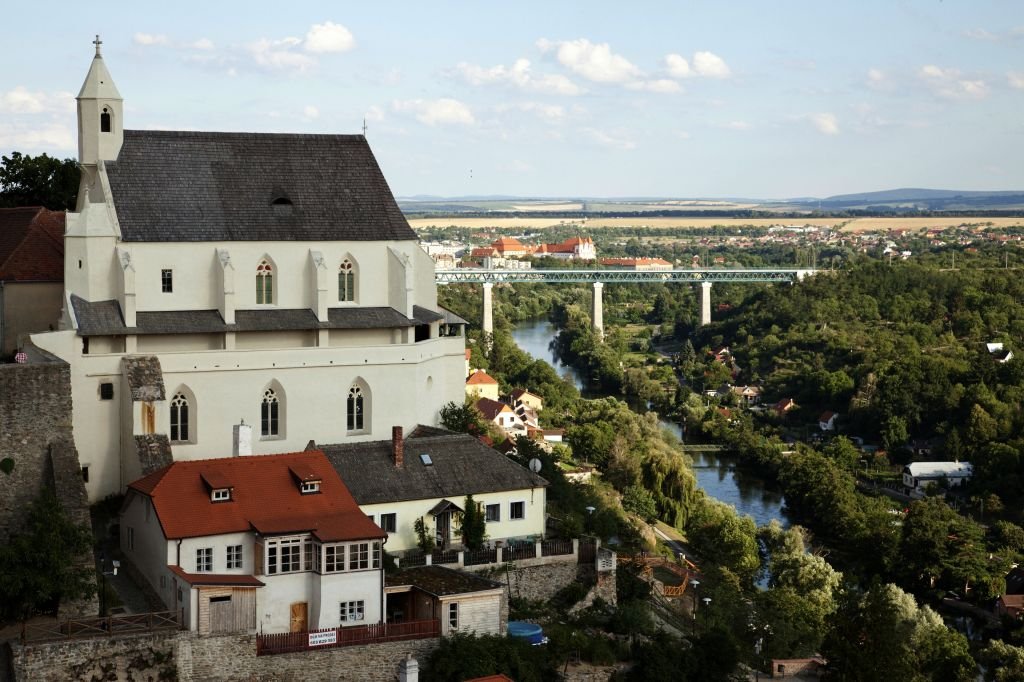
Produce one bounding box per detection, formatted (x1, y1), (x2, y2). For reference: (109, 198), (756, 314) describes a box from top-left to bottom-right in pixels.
(436, 513), (450, 550)
(209, 596), (233, 633)
(289, 602), (308, 633)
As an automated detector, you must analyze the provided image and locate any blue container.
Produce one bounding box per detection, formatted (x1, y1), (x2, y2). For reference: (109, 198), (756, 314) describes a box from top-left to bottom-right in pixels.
(507, 621), (546, 645)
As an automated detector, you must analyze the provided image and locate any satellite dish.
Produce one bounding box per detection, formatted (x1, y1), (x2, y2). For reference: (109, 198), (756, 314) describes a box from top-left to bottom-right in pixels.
(528, 458), (542, 473)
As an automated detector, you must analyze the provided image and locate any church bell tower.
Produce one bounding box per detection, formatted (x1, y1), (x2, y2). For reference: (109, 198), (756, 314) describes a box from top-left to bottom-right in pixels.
(77, 35), (123, 166)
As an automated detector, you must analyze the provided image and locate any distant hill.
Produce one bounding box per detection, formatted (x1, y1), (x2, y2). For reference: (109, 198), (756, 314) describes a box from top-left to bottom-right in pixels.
(807, 188), (1024, 211)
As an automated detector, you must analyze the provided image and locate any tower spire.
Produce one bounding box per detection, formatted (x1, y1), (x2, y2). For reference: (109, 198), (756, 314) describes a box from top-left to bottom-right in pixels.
(93, 34), (103, 57)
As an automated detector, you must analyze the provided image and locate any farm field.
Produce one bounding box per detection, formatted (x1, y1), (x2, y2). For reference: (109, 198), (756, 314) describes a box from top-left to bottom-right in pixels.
(409, 216), (1024, 232)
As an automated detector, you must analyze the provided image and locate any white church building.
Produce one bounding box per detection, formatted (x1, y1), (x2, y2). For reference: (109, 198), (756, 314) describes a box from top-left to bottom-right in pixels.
(32, 40), (467, 501)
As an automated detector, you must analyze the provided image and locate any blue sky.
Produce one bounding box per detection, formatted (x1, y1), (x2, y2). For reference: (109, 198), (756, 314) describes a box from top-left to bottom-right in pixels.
(2, 1), (1022, 198)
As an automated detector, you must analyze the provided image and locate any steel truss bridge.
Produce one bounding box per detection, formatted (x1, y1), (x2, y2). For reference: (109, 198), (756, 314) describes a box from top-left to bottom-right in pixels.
(435, 268), (816, 285)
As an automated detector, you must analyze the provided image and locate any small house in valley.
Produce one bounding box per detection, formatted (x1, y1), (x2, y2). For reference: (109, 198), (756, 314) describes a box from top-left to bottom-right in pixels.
(466, 370), (500, 401)
(902, 461), (973, 497)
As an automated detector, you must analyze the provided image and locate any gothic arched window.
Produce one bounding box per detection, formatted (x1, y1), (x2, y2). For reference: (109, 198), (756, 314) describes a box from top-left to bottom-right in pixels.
(256, 259), (274, 305)
(101, 107), (111, 133)
(261, 388), (280, 437)
(170, 392), (190, 442)
(339, 259), (355, 302)
(347, 384), (365, 432)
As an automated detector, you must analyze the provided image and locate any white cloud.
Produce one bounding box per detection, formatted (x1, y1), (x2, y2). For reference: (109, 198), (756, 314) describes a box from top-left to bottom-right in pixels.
(303, 105), (320, 120)
(0, 122), (75, 152)
(807, 112), (839, 135)
(494, 102), (566, 121)
(188, 38), (215, 51)
(919, 64), (988, 100)
(583, 127), (635, 150)
(455, 58), (582, 95)
(539, 38), (642, 83)
(664, 54), (691, 78)
(964, 28), (998, 42)
(676, 131), (692, 140)
(365, 105), (385, 122)
(249, 37), (317, 73)
(1009, 71), (1024, 90)
(304, 21), (355, 53)
(692, 51), (731, 78)
(392, 98), (475, 126)
(0, 87), (74, 115)
(134, 32), (170, 46)
(626, 79), (682, 93)
(498, 159), (533, 173)
(723, 120), (751, 131)
(866, 68), (886, 86)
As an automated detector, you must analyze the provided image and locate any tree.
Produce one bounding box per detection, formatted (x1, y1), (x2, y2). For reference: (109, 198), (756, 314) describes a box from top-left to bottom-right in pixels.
(0, 152), (80, 210)
(413, 516), (435, 554)
(461, 494), (487, 551)
(0, 487), (96, 619)
(979, 640), (1024, 682)
(622, 485), (657, 522)
(439, 400), (487, 436)
(425, 632), (558, 682)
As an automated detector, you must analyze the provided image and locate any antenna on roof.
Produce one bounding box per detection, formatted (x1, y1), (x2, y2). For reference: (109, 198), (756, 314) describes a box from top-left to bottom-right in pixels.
(362, 117), (368, 137)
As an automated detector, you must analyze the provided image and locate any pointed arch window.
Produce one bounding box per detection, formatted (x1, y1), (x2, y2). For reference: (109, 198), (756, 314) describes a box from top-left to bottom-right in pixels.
(261, 388), (280, 437)
(347, 385), (365, 432)
(170, 392), (190, 442)
(339, 259), (355, 302)
(101, 107), (111, 133)
(256, 260), (274, 305)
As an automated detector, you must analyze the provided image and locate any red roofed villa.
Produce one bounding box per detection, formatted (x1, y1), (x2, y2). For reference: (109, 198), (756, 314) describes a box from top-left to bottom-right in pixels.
(120, 450), (386, 634)
(466, 369), (500, 400)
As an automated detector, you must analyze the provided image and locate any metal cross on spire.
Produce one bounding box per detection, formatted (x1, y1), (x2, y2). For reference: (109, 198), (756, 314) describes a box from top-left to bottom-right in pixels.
(93, 35), (103, 57)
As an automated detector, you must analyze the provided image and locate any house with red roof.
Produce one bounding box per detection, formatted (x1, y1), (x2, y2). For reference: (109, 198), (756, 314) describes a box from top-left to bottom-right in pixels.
(474, 397), (519, 432)
(465, 369), (500, 401)
(120, 450), (386, 635)
(0, 207), (65, 355)
(534, 236), (596, 260)
(489, 237), (528, 257)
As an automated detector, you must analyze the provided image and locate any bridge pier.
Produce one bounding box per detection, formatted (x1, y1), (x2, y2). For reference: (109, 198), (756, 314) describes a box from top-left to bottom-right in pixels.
(700, 281), (712, 326)
(592, 282), (604, 339)
(482, 282), (494, 339)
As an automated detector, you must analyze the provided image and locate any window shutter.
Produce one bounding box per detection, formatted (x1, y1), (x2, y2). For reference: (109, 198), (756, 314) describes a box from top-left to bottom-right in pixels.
(254, 539), (264, 577)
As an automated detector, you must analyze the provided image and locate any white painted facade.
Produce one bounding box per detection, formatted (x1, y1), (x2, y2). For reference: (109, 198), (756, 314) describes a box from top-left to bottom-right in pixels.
(364, 487), (547, 553)
(31, 46), (465, 501)
(441, 592), (503, 636)
(121, 491), (385, 633)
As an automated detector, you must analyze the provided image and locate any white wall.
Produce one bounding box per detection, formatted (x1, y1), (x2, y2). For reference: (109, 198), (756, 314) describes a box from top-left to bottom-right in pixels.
(256, 568), (383, 633)
(441, 591), (503, 636)
(364, 487), (547, 553)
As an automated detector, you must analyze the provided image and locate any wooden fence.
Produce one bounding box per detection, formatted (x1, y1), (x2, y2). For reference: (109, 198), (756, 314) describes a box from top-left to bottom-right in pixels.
(21, 611), (179, 644)
(256, 619), (440, 656)
(540, 538), (573, 557)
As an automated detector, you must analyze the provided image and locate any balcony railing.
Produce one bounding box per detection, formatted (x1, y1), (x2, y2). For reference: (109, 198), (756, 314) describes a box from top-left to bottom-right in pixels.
(256, 619), (440, 656)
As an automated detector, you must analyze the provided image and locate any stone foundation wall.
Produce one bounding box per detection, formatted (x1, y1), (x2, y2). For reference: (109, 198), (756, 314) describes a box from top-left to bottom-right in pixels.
(12, 631), (441, 682)
(484, 560), (584, 603)
(11, 631), (178, 682)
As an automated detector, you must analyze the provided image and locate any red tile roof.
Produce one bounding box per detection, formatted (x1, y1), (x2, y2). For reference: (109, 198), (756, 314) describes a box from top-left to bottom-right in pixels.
(129, 451), (385, 542)
(466, 369), (498, 385)
(475, 397), (512, 421)
(0, 207), (64, 282)
(167, 565), (265, 587)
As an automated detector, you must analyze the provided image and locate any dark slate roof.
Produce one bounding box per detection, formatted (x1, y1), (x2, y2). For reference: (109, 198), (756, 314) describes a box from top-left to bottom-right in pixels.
(105, 130), (416, 243)
(70, 295), (418, 336)
(123, 355), (165, 401)
(322, 432), (548, 505)
(412, 305), (444, 324)
(386, 565), (503, 596)
(437, 306), (468, 325)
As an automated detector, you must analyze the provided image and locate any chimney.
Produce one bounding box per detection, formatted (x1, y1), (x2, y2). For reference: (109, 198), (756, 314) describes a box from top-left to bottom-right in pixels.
(392, 426), (404, 467)
(233, 420), (252, 457)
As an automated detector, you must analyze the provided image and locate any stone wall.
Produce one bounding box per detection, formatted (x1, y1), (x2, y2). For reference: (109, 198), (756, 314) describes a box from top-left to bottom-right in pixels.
(12, 631), (441, 682)
(11, 631), (178, 682)
(181, 633), (439, 681)
(0, 358), (98, 618)
(0, 359), (72, 541)
(484, 560), (583, 604)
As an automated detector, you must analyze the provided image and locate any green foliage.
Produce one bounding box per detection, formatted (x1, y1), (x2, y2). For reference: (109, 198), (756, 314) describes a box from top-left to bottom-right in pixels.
(0, 152), (80, 210)
(621, 485), (657, 522)
(439, 400), (487, 436)
(413, 516), (435, 554)
(0, 487), (96, 619)
(424, 632), (559, 682)
(461, 494), (487, 551)
(979, 640), (1024, 682)
(627, 629), (739, 682)
(685, 498), (760, 585)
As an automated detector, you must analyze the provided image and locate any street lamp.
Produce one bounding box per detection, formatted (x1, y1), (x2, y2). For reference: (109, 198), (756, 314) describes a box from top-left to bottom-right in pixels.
(689, 579), (700, 634)
(701, 597), (711, 632)
(98, 553), (119, 616)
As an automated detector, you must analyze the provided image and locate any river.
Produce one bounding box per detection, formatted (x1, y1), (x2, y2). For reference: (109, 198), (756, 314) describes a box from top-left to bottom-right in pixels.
(510, 317), (792, 529)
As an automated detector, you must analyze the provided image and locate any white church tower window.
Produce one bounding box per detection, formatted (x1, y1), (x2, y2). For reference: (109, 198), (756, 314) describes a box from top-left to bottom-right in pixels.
(170, 392), (190, 442)
(256, 259), (274, 304)
(339, 259), (355, 302)
(261, 388), (281, 437)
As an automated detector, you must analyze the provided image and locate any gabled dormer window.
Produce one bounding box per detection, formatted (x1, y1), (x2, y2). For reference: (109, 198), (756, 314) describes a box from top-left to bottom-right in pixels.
(211, 488), (231, 502)
(300, 481), (321, 495)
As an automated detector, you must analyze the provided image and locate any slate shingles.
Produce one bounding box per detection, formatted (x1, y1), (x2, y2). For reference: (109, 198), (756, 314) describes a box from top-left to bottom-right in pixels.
(106, 131), (416, 243)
